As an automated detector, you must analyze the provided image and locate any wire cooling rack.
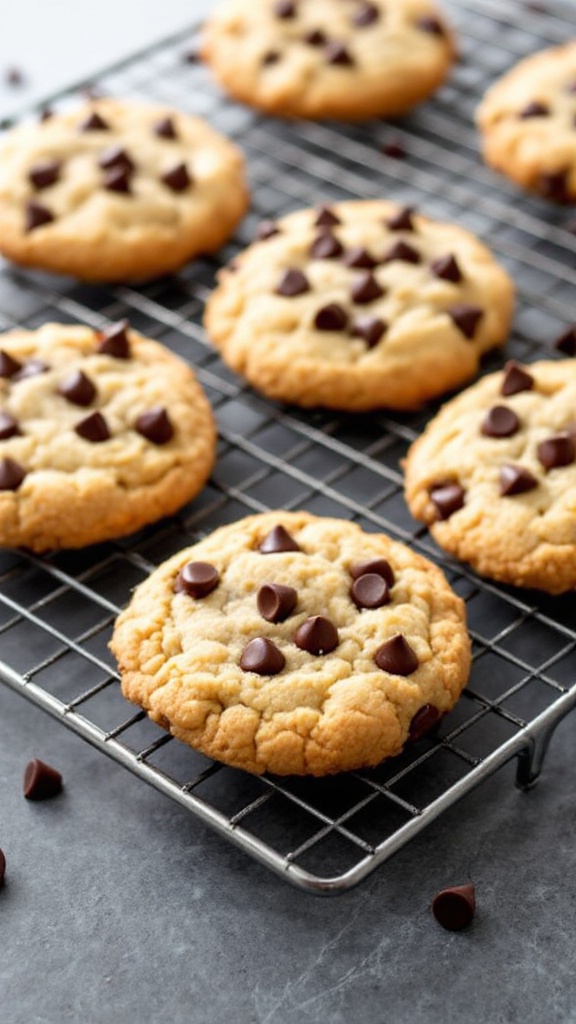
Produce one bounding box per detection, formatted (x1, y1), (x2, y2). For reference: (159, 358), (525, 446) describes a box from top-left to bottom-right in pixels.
(1, 0), (576, 894)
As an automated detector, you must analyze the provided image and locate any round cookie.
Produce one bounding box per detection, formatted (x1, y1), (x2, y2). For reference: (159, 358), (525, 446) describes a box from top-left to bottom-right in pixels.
(404, 360), (576, 593)
(201, 0), (455, 121)
(0, 98), (248, 281)
(0, 322), (216, 551)
(477, 42), (576, 203)
(204, 199), (515, 411)
(110, 510), (471, 776)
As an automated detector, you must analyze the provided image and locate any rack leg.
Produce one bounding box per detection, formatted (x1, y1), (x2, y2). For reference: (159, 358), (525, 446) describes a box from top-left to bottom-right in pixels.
(515, 726), (557, 790)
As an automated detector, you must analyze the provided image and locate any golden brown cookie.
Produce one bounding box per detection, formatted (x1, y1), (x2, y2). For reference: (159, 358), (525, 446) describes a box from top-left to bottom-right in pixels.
(201, 0), (455, 121)
(0, 98), (248, 281)
(0, 322), (216, 551)
(204, 199), (514, 411)
(110, 511), (471, 776)
(404, 360), (576, 593)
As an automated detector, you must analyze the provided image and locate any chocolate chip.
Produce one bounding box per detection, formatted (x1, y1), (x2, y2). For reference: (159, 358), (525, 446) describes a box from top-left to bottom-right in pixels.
(537, 434), (575, 471)
(314, 205), (341, 227)
(57, 370), (96, 407)
(39, 107), (53, 122)
(0, 848), (5, 887)
(240, 637), (285, 675)
(409, 704), (440, 741)
(262, 51), (281, 66)
(381, 139), (406, 159)
(416, 15), (446, 35)
(13, 358), (49, 381)
(382, 240), (421, 265)
(310, 232), (344, 259)
(352, 2), (379, 26)
(135, 407), (174, 445)
(154, 116), (178, 140)
(350, 558), (395, 587)
(0, 349), (22, 378)
(6, 67), (24, 86)
(314, 303), (349, 331)
(274, 0), (296, 16)
(0, 412), (21, 440)
(28, 158), (61, 190)
(98, 145), (134, 173)
(77, 111), (109, 131)
(539, 169), (572, 203)
(98, 319), (131, 359)
(481, 405), (521, 438)
(260, 524), (301, 553)
(294, 615), (339, 655)
(430, 253), (462, 283)
(25, 199), (54, 232)
(343, 247), (377, 269)
(176, 561), (220, 598)
(257, 219), (280, 240)
(351, 270), (384, 304)
(74, 412), (110, 443)
(499, 464), (538, 496)
(554, 326), (576, 356)
(351, 573), (391, 609)
(325, 41), (354, 66)
(386, 206), (414, 231)
(161, 163), (191, 191)
(519, 100), (550, 118)
(275, 268), (310, 297)
(0, 457), (26, 491)
(182, 49), (199, 64)
(103, 165), (131, 193)
(350, 316), (386, 348)
(501, 360), (534, 396)
(432, 885), (476, 931)
(448, 304), (483, 339)
(23, 759), (63, 800)
(257, 583), (298, 623)
(375, 633), (419, 675)
(429, 482), (465, 519)
(303, 29), (327, 45)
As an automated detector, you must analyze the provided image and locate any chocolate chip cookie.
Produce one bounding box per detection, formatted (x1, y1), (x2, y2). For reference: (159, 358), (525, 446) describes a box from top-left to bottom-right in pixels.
(110, 511), (471, 776)
(0, 322), (216, 550)
(204, 199), (514, 411)
(404, 360), (576, 593)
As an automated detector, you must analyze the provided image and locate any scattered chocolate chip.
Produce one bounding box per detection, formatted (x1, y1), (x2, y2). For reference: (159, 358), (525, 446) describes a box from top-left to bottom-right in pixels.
(537, 434), (575, 471)
(176, 561), (220, 598)
(294, 615), (339, 655)
(519, 100), (550, 118)
(314, 303), (349, 331)
(351, 270), (384, 304)
(501, 360), (534, 396)
(343, 246), (377, 268)
(310, 231), (344, 259)
(382, 240), (421, 265)
(6, 67), (24, 86)
(325, 41), (354, 66)
(416, 15), (446, 35)
(375, 633), (419, 675)
(103, 165), (131, 193)
(28, 158), (61, 190)
(135, 406), (174, 445)
(303, 29), (327, 45)
(350, 316), (386, 348)
(314, 205), (341, 227)
(161, 163), (191, 192)
(448, 304), (483, 339)
(499, 464), (538, 496)
(350, 558), (395, 587)
(274, 0), (296, 16)
(182, 49), (199, 64)
(0, 848), (5, 887)
(13, 358), (49, 381)
(0, 457), (26, 491)
(98, 319), (131, 359)
(351, 573), (390, 609)
(386, 206), (415, 231)
(432, 885), (476, 931)
(57, 370), (96, 407)
(381, 139), (406, 159)
(77, 111), (109, 132)
(409, 704), (440, 741)
(98, 144), (134, 173)
(539, 169), (572, 203)
(554, 326), (576, 356)
(74, 411), (110, 443)
(23, 759), (63, 800)
(240, 637), (285, 675)
(0, 349), (22, 378)
(430, 253), (462, 283)
(353, 1), (379, 26)
(430, 482), (465, 519)
(257, 583), (298, 623)
(25, 199), (54, 232)
(154, 116), (178, 140)
(275, 268), (310, 297)
(39, 107), (53, 122)
(257, 219), (280, 240)
(481, 405), (521, 438)
(0, 412), (21, 440)
(260, 524), (301, 553)
(262, 51), (281, 66)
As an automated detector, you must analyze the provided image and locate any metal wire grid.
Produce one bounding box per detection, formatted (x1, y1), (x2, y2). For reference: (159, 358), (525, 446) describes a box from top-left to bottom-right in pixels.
(1, 0), (576, 894)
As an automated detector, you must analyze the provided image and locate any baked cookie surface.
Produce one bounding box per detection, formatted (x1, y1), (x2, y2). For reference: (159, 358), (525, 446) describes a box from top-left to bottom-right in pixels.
(404, 360), (576, 593)
(204, 199), (514, 411)
(201, 0), (455, 121)
(110, 511), (471, 776)
(0, 98), (248, 281)
(477, 41), (576, 202)
(0, 322), (216, 551)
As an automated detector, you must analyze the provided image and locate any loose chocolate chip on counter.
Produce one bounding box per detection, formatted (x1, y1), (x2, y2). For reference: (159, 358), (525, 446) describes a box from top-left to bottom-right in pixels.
(5, 66), (24, 86)
(262, 51), (281, 66)
(0, 848), (5, 888)
(381, 139), (407, 159)
(0, 412), (21, 440)
(303, 29), (327, 45)
(430, 253), (462, 283)
(274, 0), (296, 16)
(135, 407), (174, 445)
(343, 247), (377, 269)
(501, 360), (534, 396)
(519, 100), (550, 118)
(294, 615), (339, 655)
(57, 370), (96, 407)
(554, 326), (576, 355)
(28, 159), (61, 190)
(375, 633), (419, 675)
(409, 704), (440, 741)
(314, 303), (349, 331)
(0, 349), (22, 378)
(537, 434), (575, 471)
(161, 163), (192, 191)
(447, 304), (483, 339)
(154, 116), (178, 140)
(350, 316), (386, 348)
(257, 583), (298, 623)
(429, 482), (465, 519)
(416, 16), (446, 35)
(0, 457), (26, 491)
(539, 169), (572, 203)
(98, 319), (131, 358)
(260, 524), (302, 553)
(39, 107), (53, 122)
(481, 405), (521, 438)
(182, 49), (199, 64)
(176, 561), (220, 598)
(351, 270), (384, 304)
(77, 111), (109, 132)
(350, 558), (395, 587)
(309, 231), (344, 259)
(275, 268), (310, 297)
(353, 1), (380, 26)
(98, 145), (134, 173)
(23, 758), (63, 800)
(386, 206), (415, 231)
(25, 199), (54, 232)
(13, 358), (49, 380)
(432, 885), (476, 931)
(325, 41), (354, 66)
(499, 464), (538, 496)
(314, 205), (341, 227)
(257, 219), (280, 240)
(351, 573), (390, 609)
(240, 637), (285, 675)
(74, 412), (110, 443)
(103, 165), (132, 193)
(382, 240), (421, 265)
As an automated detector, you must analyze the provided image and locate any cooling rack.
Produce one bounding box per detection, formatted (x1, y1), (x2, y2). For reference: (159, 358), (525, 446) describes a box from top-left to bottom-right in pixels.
(1, 0), (576, 894)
